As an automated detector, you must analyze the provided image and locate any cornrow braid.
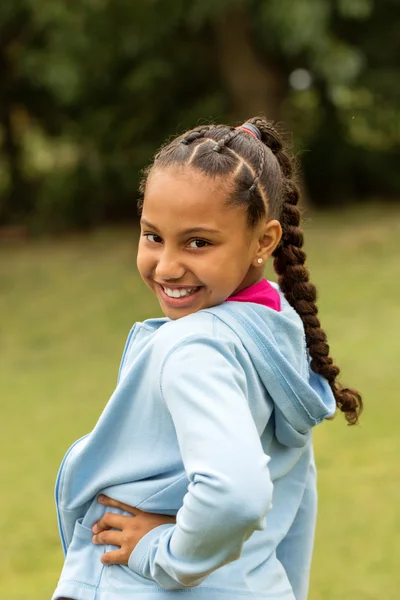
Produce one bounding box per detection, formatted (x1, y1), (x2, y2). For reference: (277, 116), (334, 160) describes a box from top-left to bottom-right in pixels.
(253, 121), (363, 425)
(211, 128), (240, 153)
(180, 125), (240, 153)
(138, 125), (215, 208)
(181, 125), (215, 145)
(249, 142), (266, 194)
(233, 124), (267, 219)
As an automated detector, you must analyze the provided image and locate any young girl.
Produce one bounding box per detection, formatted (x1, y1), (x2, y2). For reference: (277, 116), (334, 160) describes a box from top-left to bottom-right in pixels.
(52, 117), (362, 600)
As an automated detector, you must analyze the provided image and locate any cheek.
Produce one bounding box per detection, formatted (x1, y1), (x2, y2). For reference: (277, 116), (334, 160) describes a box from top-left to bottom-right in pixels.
(202, 262), (242, 294)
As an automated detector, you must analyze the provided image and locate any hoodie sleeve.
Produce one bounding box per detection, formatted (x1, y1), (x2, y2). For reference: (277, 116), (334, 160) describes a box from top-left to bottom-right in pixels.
(128, 334), (273, 589)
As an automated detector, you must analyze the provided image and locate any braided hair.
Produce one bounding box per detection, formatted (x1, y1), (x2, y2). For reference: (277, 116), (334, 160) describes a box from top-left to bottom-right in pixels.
(139, 117), (363, 425)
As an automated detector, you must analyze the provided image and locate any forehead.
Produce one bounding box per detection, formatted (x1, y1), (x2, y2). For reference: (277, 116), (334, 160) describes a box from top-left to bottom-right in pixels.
(142, 167), (247, 230)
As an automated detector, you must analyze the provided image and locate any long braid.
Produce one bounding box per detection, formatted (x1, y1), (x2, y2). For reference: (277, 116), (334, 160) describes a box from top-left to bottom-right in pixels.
(252, 120), (362, 425)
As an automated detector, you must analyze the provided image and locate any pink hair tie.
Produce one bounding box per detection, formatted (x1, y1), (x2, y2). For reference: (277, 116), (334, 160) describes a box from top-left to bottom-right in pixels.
(235, 123), (262, 140)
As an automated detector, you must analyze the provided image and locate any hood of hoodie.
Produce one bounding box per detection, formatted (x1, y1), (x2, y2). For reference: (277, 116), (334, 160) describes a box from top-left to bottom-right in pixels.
(204, 293), (336, 448)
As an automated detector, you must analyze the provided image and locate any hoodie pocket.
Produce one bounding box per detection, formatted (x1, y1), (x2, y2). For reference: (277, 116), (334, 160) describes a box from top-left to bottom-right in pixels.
(58, 519), (104, 588)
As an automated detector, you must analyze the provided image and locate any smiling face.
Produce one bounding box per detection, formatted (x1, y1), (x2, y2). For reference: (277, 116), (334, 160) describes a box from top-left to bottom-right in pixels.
(137, 166), (280, 319)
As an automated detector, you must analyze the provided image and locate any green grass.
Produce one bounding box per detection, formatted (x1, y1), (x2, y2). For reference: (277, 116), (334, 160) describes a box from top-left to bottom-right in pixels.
(1, 206), (399, 599)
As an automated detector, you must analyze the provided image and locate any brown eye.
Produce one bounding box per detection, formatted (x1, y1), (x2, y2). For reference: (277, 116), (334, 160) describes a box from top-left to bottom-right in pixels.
(188, 239), (210, 249)
(145, 234), (163, 244)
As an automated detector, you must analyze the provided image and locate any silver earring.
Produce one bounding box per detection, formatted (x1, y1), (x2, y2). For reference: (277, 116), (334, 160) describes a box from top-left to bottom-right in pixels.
(257, 258), (263, 264)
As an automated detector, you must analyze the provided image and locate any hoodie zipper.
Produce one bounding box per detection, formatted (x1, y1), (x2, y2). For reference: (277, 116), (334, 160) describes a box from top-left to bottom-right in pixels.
(54, 434), (89, 555)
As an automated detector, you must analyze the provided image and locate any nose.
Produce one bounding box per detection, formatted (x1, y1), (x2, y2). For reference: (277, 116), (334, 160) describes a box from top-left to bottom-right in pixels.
(155, 248), (186, 282)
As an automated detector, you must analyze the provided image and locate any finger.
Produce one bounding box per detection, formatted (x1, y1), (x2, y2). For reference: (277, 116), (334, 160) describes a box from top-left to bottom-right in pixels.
(93, 529), (123, 547)
(92, 512), (131, 534)
(98, 495), (145, 516)
(101, 548), (129, 566)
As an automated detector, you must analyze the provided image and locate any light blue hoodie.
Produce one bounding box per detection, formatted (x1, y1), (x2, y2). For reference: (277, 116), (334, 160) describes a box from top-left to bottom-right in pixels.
(52, 290), (335, 600)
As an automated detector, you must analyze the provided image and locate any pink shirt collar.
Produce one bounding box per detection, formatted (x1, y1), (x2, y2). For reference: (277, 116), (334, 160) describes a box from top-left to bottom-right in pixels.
(226, 279), (281, 312)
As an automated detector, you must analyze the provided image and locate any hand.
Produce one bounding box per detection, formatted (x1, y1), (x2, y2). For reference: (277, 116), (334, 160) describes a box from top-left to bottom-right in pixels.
(92, 494), (176, 565)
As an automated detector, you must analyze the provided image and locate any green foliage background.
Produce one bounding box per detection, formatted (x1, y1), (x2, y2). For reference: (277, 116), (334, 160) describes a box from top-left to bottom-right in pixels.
(1, 0), (399, 231)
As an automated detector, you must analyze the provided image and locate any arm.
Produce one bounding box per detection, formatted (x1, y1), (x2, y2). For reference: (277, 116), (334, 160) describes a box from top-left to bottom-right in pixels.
(127, 335), (273, 589)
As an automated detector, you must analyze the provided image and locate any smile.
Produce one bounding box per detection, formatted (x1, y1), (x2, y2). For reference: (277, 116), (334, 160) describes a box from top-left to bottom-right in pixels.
(163, 286), (200, 298)
(157, 284), (203, 307)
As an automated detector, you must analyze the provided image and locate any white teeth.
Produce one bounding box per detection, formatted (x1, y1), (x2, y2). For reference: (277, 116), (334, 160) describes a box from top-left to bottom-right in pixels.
(163, 287), (198, 298)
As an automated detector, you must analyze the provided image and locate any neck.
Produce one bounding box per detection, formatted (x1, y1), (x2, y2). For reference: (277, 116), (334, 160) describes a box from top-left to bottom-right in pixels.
(232, 267), (264, 296)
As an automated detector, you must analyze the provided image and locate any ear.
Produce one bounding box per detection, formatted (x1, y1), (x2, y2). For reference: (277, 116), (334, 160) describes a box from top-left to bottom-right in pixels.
(253, 219), (282, 267)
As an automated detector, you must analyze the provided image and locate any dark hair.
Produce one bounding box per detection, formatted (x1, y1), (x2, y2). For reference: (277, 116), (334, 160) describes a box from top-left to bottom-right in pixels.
(138, 117), (363, 425)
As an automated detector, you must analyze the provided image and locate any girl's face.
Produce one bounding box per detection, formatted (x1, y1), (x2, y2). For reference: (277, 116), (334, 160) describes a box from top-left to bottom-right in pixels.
(137, 167), (279, 320)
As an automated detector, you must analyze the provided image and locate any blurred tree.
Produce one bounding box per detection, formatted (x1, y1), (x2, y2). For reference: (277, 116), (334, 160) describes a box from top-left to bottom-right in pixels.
(0, 0), (399, 230)
(0, 3), (36, 225)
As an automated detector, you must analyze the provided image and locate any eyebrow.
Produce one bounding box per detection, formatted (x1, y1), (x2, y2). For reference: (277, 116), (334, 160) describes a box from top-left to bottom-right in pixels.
(140, 219), (221, 236)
